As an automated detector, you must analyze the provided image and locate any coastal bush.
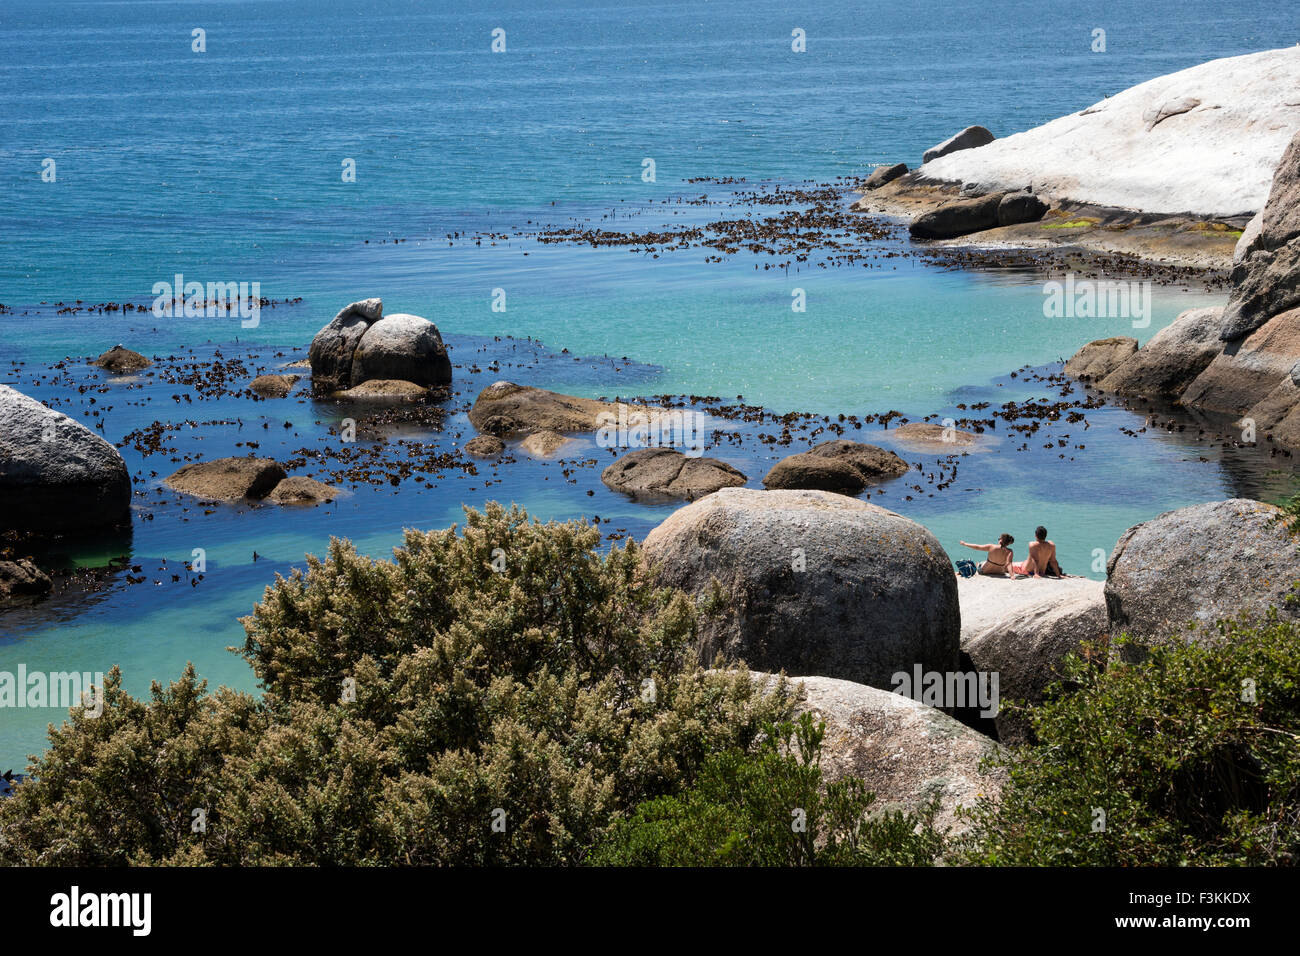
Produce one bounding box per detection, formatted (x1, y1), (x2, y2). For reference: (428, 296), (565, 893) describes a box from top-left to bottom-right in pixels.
(0, 666), (264, 865)
(589, 712), (945, 866)
(960, 614), (1300, 866)
(0, 503), (795, 865)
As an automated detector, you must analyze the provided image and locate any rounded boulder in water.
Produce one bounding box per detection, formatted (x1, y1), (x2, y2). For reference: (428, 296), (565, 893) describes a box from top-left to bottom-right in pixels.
(0, 385), (132, 532)
(351, 313), (451, 388)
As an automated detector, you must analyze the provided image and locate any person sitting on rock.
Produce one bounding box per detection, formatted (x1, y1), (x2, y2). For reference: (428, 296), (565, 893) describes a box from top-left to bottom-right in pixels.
(1029, 526), (1062, 577)
(1008, 525), (1062, 577)
(959, 534), (1019, 577)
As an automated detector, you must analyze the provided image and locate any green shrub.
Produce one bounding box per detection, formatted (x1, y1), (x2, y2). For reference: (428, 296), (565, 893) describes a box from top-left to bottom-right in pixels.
(0, 666), (263, 866)
(960, 614), (1300, 866)
(590, 711), (945, 866)
(0, 504), (795, 865)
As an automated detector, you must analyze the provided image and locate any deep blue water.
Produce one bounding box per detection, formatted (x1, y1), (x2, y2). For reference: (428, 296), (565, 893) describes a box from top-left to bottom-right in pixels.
(2, 0), (1298, 768)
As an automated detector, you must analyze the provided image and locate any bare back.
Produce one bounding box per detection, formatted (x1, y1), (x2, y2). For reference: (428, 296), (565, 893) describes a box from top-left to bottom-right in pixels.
(1028, 539), (1057, 574)
(980, 546), (1012, 575)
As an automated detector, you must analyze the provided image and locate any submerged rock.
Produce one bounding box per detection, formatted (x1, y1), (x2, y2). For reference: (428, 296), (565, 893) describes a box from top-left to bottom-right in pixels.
(468, 381), (639, 437)
(331, 379), (429, 402)
(922, 125), (995, 165)
(643, 488), (960, 690)
(0, 385), (131, 532)
(762, 440), (908, 495)
(463, 435), (505, 459)
(1064, 336), (1139, 381)
(519, 430), (571, 457)
(94, 345), (151, 373)
(266, 476), (340, 505)
(0, 559), (53, 608)
(249, 374), (300, 398)
(164, 457), (287, 501)
(1106, 498), (1300, 642)
(601, 447), (746, 500)
(891, 422), (979, 449)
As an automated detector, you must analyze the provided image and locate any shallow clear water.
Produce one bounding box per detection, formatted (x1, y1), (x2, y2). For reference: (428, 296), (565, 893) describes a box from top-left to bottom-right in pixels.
(2, 0), (1298, 767)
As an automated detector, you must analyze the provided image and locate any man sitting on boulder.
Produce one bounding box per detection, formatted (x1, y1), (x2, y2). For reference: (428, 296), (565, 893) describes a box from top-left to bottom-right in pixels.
(1011, 526), (1062, 577)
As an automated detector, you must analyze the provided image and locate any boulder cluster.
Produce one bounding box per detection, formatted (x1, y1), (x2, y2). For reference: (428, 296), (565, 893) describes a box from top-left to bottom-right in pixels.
(1069, 128), (1300, 448)
(626, 473), (1300, 825)
(909, 189), (1049, 240)
(860, 124), (1052, 241)
(163, 457), (340, 505)
(308, 298), (451, 396)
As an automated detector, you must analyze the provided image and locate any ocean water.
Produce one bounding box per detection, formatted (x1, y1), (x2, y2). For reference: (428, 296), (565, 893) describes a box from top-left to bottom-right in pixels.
(2, 0), (1299, 768)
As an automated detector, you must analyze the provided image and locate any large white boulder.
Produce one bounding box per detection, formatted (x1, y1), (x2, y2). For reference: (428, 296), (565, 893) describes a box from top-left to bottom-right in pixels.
(921, 48), (1300, 216)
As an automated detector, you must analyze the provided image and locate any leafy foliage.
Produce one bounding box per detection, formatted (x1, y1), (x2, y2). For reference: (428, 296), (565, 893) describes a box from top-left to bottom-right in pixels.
(0, 504), (794, 865)
(590, 712), (945, 866)
(960, 615), (1300, 866)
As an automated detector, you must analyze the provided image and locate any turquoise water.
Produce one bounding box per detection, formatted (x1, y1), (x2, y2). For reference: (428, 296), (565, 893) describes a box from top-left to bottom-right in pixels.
(3, 0), (1299, 767)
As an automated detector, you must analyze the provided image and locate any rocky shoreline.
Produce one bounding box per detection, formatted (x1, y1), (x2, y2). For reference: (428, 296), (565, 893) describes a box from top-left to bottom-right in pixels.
(1067, 123), (1300, 451)
(856, 179), (1245, 273)
(853, 47), (1300, 273)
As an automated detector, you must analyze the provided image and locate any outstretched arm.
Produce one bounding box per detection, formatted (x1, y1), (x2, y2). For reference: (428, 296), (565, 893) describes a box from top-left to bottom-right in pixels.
(959, 541), (992, 552)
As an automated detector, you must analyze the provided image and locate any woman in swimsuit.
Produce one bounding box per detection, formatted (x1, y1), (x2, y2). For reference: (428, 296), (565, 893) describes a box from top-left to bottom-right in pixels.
(959, 534), (1019, 577)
